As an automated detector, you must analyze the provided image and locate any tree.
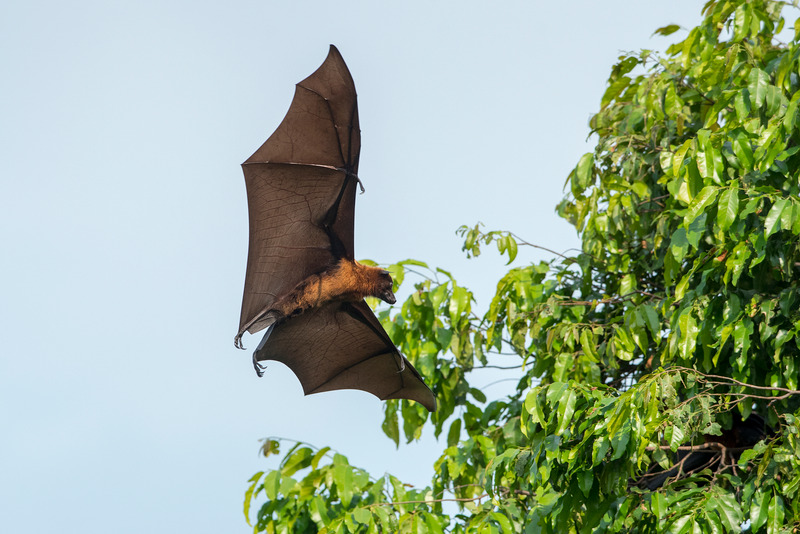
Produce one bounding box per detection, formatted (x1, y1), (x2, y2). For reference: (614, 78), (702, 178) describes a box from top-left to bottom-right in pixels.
(243, 1), (800, 531)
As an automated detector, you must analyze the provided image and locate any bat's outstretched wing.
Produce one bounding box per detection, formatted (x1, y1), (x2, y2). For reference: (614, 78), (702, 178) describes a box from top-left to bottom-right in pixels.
(237, 45), (436, 412)
(238, 45), (360, 338)
(255, 301), (437, 412)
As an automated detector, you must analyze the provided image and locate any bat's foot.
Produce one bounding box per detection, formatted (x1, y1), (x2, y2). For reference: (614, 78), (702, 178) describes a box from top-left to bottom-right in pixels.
(234, 334), (245, 350)
(253, 352), (267, 377)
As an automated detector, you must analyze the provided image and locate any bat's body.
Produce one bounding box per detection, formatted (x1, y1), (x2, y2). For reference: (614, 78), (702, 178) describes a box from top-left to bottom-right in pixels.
(247, 259), (396, 329)
(235, 46), (436, 412)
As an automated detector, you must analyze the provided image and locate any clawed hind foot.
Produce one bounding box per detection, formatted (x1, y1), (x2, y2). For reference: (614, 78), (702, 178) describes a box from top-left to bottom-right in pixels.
(253, 352), (268, 377)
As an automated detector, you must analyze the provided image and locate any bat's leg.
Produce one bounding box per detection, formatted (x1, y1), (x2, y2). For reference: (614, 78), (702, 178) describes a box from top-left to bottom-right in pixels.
(252, 324), (275, 377)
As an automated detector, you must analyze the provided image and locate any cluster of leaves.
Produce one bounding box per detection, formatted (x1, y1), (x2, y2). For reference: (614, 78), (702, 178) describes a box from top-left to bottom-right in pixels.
(245, 1), (800, 532)
(245, 439), (447, 533)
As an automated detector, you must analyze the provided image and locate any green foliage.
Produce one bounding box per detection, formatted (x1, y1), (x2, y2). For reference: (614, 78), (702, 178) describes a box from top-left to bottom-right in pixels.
(245, 1), (800, 531)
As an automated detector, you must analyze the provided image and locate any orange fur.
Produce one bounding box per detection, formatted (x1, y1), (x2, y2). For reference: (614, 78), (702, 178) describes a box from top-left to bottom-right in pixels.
(273, 260), (393, 319)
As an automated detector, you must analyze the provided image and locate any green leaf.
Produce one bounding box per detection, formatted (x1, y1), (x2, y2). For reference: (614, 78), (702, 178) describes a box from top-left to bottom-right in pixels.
(447, 418), (462, 447)
(666, 425), (685, 452)
(449, 285), (469, 322)
(497, 234), (518, 264)
(767, 494), (785, 534)
(671, 227), (689, 263)
(491, 512), (513, 532)
(578, 470), (593, 497)
(725, 242), (751, 286)
(765, 84), (783, 116)
(470, 387), (487, 403)
(311, 447), (331, 469)
(714, 493), (741, 531)
(264, 470), (280, 500)
(665, 83), (683, 117)
(684, 186), (718, 228)
(602, 76), (630, 108)
(642, 304), (660, 338)
(353, 508), (371, 525)
(675, 273), (691, 301)
(732, 319), (752, 369)
(733, 3), (751, 41)
(397, 258), (429, 268)
(382, 402), (400, 447)
(732, 133), (754, 170)
(575, 153), (594, 189)
(748, 68), (770, 109)
(280, 447), (312, 476)
(750, 489), (769, 531)
(333, 455), (354, 508)
(653, 24), (680, 36)
(672, 140), (692, 176)
(717, 186), (739, 231)
(765, 197), (787, 237)
(652, 492), (666, 519)
(425, 512), (445, 534)
(555, 389), (577, 435)
(244, 471), (264, 525)
(677, 309), (699, 360)
(278, 475), (297, 496)
(735, 89), (752, 120)
(785, 93), (800, 132)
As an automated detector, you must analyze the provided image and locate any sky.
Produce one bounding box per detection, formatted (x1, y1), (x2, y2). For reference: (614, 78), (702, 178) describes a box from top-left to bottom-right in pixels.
(1, 1), (704, 532)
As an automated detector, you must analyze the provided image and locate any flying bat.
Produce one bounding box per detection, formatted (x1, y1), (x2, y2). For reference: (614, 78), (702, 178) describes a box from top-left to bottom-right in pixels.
(234, 45), (436, 412)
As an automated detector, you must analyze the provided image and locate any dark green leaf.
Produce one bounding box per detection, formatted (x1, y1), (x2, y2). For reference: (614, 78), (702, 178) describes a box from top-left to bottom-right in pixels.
(765, 197), (787, 237)
(447, 418), (462, 448)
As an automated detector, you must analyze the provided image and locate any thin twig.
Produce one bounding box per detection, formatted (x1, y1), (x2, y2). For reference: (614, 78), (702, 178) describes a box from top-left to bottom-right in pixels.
(367, 495), (489, 508)
(508, 232), (569, 260)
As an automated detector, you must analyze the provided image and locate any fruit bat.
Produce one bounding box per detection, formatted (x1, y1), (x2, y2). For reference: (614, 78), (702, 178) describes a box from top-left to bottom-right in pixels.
(234, 45), (436, 412)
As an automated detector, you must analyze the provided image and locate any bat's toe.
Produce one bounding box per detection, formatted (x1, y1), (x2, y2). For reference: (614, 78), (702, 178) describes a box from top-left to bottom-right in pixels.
(253, 352), (267, 377)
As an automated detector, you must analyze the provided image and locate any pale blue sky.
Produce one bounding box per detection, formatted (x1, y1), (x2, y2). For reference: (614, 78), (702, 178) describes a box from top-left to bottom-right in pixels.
(2, 1), (702, 532)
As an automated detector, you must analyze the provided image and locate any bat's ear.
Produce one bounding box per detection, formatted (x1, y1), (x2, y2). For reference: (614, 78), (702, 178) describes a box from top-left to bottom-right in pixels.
(379, 269), (390, 275)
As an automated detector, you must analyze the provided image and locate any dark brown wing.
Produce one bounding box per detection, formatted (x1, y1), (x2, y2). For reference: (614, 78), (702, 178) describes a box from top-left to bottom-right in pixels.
(255, 300), (437, 412)
(238, 45), (360, 338)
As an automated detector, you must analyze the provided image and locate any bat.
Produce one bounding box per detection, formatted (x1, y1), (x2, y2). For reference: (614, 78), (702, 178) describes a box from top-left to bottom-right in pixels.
(234, 45), (436, 412)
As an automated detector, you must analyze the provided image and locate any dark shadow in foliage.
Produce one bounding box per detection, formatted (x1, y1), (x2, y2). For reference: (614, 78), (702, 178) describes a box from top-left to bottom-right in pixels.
(635, 413), (769, 490)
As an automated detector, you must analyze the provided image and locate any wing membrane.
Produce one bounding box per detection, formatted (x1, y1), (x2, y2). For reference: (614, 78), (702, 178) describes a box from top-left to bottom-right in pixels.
(256, 301), (436, 412)
(239, 46), (360, 336)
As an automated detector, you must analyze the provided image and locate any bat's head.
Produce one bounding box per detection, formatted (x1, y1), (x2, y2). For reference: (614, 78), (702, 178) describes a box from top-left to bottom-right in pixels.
(376, 269), (396, 305)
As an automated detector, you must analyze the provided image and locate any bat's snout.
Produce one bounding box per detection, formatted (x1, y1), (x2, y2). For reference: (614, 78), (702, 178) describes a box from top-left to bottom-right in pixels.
(380, 289), (397, 305)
